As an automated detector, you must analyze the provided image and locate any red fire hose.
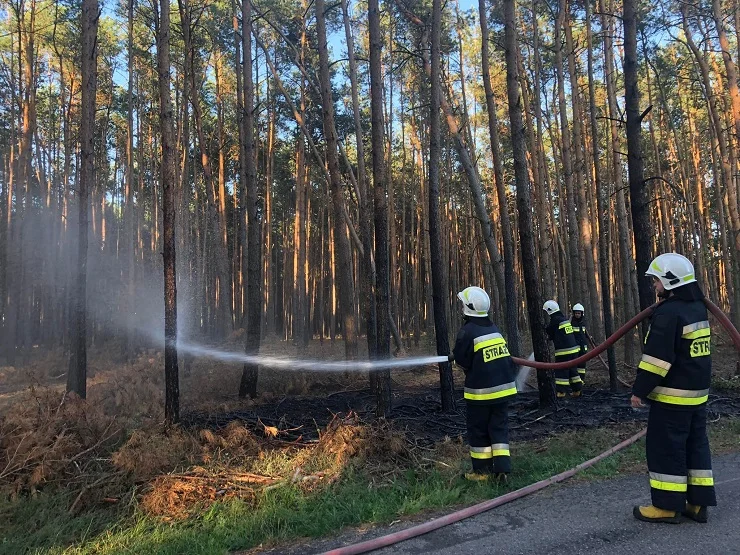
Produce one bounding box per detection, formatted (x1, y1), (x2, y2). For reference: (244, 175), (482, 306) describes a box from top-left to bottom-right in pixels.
(320, 300), (740, 555)
(510, 298), (740, 370)
(321, 429), (647, 555)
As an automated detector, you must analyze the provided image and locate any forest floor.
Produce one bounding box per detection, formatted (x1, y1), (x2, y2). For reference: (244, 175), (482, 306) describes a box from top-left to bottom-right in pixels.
(0, 334), (739, 554)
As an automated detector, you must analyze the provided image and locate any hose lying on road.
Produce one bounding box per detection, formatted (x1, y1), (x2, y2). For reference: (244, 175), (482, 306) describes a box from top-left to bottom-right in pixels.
(321, 428), (647, 555)
(511, 298), (740, 370)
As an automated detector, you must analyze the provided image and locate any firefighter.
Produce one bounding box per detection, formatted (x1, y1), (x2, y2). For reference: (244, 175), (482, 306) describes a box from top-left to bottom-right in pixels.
(543, 300), (582, 398)
(631, 253), (716, 523)
(570, 303), (589, 383)
(449, 286), (517, 482)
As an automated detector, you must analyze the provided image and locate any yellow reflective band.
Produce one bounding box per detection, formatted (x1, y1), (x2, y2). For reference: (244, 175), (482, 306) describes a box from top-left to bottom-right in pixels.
(470, 450), (493, 459)
(578, 369), (586, 374)
(473, 333), (504, 346)
(648, 386), (709, 406)
(641, 354), (671, 370)
(492, 449), (510, 457)
(559, 322), (574, 334)
(638, 360), (669, 377)
(555, 379), (570, 385)
(555, 346), (581, 356)
(650, 479), (688, 492)
(570, 376), (583, 384)
(651, 261), (662, 273)
(683, 328), (710, 340)
(682, 274), (695, 282)
(473, 337), (506, 352)
(683, 321), (709, 335)
(464, 383), (517, 401)
(688, 477), (714, 486)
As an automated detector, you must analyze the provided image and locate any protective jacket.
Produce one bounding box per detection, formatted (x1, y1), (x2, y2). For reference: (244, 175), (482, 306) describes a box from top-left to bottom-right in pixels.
(633, 285), (711, 409)
(452, 316), (517, 405)
(570, 316), (588, 351)
(546, 312), (580, 359)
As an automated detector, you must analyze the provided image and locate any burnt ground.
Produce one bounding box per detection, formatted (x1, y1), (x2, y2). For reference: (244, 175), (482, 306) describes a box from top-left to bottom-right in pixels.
(181, 385), (740, 446)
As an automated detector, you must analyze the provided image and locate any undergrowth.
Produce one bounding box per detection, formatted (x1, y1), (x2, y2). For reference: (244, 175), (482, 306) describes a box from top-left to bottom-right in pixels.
(4, 419), (737, 555)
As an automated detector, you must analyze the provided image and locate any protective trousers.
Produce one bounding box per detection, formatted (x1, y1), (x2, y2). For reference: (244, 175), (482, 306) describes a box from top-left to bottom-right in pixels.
(466, 402), (510, 473)
(554, 354), (582, 395)
(646, 404), (717, 511)
(577, 345), (587, 382)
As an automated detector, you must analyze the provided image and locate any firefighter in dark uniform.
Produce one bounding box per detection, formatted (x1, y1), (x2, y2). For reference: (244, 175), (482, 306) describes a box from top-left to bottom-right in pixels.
(632, 253), (717, 523)
(449, 286), (517, 482)
(543, 300), (582, 398)
(570, 303), (589, 383)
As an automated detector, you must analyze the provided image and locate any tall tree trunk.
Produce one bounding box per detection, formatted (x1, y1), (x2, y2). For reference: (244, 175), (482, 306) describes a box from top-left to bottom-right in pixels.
(564, 11), (601, 332)
(124, 0), (136, 359)
(239, 0), (261, 398)
(504, 0), (554, 407)
(532, 0), (556, 301)
(586, 0), (617, 388)
(429, 0), (456, 413)
(479, 0), (520, 356)
(554, 0), (582, 306)
(154, 0), (179, 425)
(368, 0), (393, 415)
(178, 0), (231, 339)
(342, 0), (378, 361)
(602, 0), (637, 362)
(624, 0), (653, 314)
(68, 0), (98, 398)
(315, 0), (358, 359)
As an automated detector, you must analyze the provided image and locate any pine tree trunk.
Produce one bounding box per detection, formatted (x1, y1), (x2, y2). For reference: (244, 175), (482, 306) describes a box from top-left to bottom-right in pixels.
(315, 0), (358, 360)
(428, 0), (455, 413)
(68, 0), (98, 399)
(624, 0), (653, 314)
(367, 0), (393, 414)
(479, 0), (521, 356)
(342, 0), (378, 361)
(239, 0), (261, 398)
(154, 0), (179, 425)
(504, 0), (555, 408)
(555, 0), (582, 306)
(586, 0), (617, 388)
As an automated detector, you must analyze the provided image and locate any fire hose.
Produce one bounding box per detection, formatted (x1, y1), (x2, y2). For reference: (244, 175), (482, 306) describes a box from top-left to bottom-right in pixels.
(320, 299), (740, 555)
(510, 298), (740, 370)
(321, 429), (647, 555)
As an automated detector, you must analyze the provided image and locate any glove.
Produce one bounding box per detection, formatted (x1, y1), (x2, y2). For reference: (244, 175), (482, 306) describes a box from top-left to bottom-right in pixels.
(447, 353), (455, 362)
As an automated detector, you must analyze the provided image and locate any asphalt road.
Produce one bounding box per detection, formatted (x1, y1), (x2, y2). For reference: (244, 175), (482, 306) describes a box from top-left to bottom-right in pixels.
(307, 452), (740, 555)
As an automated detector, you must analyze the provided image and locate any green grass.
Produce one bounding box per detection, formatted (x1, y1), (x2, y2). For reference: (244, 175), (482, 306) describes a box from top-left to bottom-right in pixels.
(1, 420), (738, 555)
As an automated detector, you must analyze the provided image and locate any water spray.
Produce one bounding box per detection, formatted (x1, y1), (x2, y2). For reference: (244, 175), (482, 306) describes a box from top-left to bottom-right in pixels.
(177, 340), (449, 373)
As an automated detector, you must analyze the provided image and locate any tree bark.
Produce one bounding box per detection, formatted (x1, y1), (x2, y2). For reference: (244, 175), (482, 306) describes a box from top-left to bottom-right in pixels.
(239, 0), (262, 398)
(315, 0), (358, 359)
(67, 0), (98, 399)
(479, 0), (521, 356)
(154, 0), (179, 425)
(624, 0), (653, 314)
(343, 0), (378, 363)
(429, 0), (456, 413)
(585, 0), (617, 389)
(368, 0), (393, 415)
(554, 0), (582, 306)
(504, 0), (555, 408)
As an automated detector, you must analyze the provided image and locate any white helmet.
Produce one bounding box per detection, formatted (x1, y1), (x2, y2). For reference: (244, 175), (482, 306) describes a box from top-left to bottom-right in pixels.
(543, 300), (560, 315)
(645, 253), (696, 291)
(572, 303), (585, 312)
(457, 286), (491, 317)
